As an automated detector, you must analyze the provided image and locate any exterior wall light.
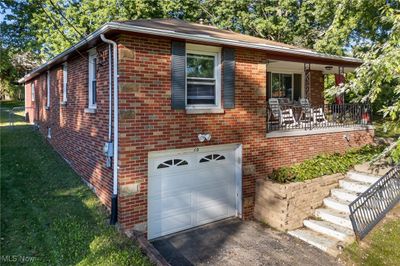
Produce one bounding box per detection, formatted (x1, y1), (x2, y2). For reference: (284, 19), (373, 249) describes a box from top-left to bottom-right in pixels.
(198, 133), (211, 142)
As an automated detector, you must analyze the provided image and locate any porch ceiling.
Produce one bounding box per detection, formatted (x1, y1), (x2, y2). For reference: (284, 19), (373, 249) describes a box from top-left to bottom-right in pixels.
(267, 60), (357, 74)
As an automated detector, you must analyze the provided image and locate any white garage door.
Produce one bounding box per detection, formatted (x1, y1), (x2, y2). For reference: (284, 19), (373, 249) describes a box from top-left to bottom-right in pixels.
(148, 144), (242, 240)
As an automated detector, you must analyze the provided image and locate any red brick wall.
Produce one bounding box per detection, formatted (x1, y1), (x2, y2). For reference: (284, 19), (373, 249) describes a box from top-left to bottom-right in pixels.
(309, 70), (325, 105)
(24, 45), (114, 209)
(25, 32), (374, 235)
(24, 82), (35, 123)
(116, 34), (374, 232)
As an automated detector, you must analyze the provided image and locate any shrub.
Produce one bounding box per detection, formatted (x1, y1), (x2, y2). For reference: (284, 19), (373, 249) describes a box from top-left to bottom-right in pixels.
(269, 144), (385, 183)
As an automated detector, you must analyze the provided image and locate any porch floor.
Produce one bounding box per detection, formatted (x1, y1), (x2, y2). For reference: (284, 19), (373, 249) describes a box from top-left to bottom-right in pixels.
(266, 125), (373, 138)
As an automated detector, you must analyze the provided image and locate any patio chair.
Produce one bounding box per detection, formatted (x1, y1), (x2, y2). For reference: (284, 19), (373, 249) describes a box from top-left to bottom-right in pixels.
(268, 98), (297, 128)
(268, 98), (281, 120)
(299, 98), (313, 124)
(313, 107), (328, 124)
(280, 108), (298, 127)
(299, 98), (328, 124)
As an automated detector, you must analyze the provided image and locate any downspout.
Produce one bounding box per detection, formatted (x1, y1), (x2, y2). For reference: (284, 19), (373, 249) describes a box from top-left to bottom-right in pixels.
(101, 34), (119, 225)
(108, 45), (112, 141)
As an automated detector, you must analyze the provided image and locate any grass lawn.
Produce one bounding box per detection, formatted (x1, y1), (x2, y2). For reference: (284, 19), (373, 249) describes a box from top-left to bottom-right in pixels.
(340, 204), (400, 266)
(0, 108), (150, 265)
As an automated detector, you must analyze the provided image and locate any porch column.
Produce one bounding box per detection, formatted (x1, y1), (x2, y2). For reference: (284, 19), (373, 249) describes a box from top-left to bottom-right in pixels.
(304, 63), (311, 100)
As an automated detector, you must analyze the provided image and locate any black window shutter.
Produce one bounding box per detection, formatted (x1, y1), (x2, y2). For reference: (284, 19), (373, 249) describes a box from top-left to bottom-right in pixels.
(223, 48), (235, 109)
(171, 41), (186, 109)
(267, 72), (271, 99)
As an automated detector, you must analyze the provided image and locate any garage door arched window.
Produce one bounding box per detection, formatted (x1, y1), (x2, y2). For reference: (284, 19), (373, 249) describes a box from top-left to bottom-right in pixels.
(199, 154), (226, 163)
(157, 159), (188, 169)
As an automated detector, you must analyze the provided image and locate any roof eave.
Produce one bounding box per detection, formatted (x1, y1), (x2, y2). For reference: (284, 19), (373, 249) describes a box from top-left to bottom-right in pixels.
(19, 24), (111, 83)
(19, 22), (363, 83)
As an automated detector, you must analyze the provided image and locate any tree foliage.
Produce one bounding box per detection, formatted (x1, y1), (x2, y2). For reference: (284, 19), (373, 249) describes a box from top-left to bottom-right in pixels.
(1, 0), (399, 139)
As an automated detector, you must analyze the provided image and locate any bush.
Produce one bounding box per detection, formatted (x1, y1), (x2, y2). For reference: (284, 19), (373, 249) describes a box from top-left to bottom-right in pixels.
(269, 144), (385, 183)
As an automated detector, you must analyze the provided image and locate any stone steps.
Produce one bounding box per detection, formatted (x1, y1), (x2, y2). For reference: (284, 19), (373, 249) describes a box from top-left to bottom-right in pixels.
(288, 229), (343, 257)
(287, 167), (380, 257)
(347, 170), (380, 184)
(331, 188), (360, 202)
(303, 219), (354, 242)
(339, 179), (371, 193)
(323, 196), (352, 214)
(315, 208), (353, 229)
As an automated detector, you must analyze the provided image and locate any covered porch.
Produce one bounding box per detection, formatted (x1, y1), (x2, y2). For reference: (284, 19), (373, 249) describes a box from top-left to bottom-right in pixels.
(265, 60), (372, 136)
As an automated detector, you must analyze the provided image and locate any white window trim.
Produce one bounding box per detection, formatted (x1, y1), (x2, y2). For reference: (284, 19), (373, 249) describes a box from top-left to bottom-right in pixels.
(88, 48), (97, 110)
(46, 71), (50, 109)
(185, 43), (222, 111)
(62, 63), (68, 104)
(31, 82), (35, 102)
(268, 71), (304, 101)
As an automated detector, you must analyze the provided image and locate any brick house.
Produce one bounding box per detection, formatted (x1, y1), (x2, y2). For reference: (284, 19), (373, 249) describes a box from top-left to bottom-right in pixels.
(21, 19), (373, 240)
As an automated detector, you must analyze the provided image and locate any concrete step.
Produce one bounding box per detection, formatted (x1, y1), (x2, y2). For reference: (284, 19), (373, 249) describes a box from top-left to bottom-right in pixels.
(347, 170), (380, 184)
(354, 162), (391, 176)
(331, 188), (360, 202)
(339, 179), (371, 193)
(323, 196), (352, 214)
(315, 208), (352, 229)
(304, 219), (354, 243)
(288, 228), (343, 257)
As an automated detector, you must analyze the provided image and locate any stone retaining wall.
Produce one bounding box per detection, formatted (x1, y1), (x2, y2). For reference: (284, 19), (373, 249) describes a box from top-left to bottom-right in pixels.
(254, 173), (345, 231)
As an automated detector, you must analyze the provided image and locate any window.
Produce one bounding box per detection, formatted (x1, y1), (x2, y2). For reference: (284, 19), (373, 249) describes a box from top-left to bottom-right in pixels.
(269, 72), (302, 101)
(186, 44), (221, 108)
(31, 82), (35, 102)
(271, 73), (293, 99)
(157, 159), (188, 169)
(62, 63), (67, 103)
(88, 49), (97, 109)
(46, 71), (50, 108)
(199, 154), (226, 163)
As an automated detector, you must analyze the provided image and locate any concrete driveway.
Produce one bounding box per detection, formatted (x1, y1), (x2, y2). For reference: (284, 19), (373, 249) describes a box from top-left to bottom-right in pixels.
(152, 218), (339, 266)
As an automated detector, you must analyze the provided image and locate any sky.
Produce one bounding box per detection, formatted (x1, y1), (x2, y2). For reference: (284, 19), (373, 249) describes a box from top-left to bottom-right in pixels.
(1, 8), (11, 23)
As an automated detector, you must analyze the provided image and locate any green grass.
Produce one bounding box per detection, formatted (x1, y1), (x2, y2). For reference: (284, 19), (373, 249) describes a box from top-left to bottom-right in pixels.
(0, 111), (150, 265)
(341, 205), (400, 266)
(0, 100), (28, 127)
(269, 144), (385, 183)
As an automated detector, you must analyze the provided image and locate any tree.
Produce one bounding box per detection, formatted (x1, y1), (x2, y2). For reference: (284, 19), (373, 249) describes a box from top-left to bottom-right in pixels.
(326, 4), (400, 163)
(1, 0), (43, 100)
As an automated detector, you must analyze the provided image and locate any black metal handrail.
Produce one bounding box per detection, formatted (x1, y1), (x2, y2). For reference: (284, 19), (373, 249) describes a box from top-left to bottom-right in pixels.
(349, 164), (400, 239)
(266, 103), (372, 132)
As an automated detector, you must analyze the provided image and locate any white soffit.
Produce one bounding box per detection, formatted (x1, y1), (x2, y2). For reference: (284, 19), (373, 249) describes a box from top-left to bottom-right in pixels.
(267, 60), (356, 74)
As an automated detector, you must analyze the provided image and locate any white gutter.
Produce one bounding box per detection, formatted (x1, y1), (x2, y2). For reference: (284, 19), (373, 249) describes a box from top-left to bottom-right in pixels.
(100, 34), (119, 224)
(19, 22), (362, 83)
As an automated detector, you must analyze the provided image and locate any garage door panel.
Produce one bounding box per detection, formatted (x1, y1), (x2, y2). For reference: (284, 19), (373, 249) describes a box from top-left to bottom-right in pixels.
(196, 202), (235, 225)
(196, 185), (235, 209)
(148, 193), (192, 220)
(148, 170), (198, 195)
(149, 213), (193, 239)
(148, 145), (240, 240)
(150, 172), (234, 198)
